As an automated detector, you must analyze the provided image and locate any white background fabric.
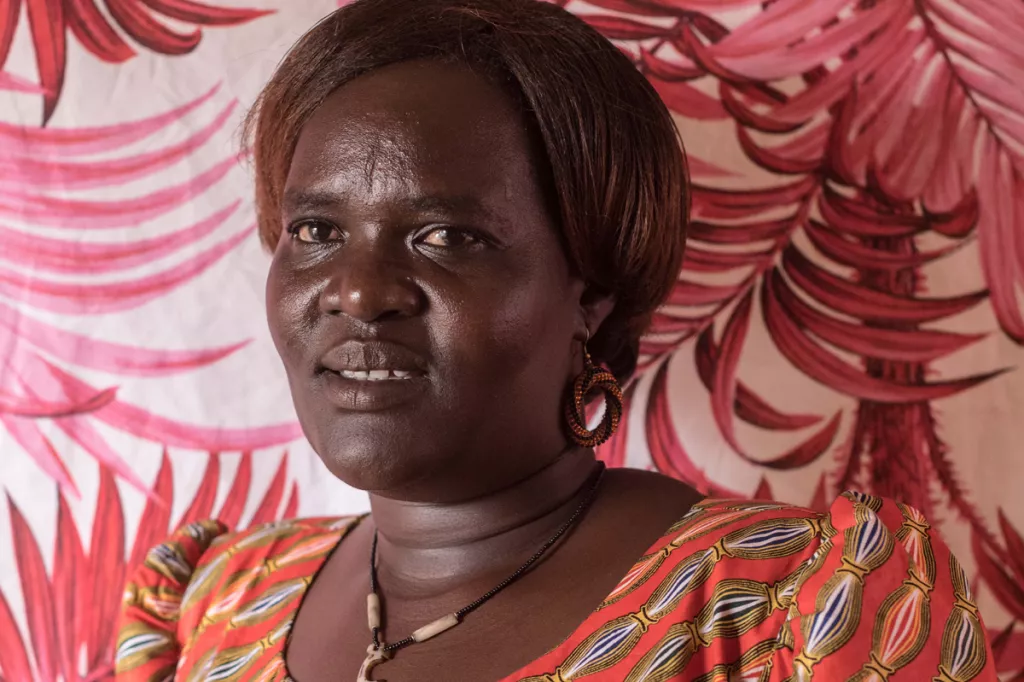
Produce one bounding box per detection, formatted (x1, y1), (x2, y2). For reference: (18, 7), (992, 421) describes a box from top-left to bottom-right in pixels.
(1, 0), (1023, 677)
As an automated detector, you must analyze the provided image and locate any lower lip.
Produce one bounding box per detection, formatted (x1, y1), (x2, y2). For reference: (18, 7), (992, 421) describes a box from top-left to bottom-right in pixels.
(317, 370), (428, 412)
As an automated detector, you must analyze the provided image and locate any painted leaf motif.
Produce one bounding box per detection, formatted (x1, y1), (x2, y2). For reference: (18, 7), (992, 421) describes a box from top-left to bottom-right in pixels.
(973, 530), (1024, 622)
(0, 587), (34, 682)
(0, 87), (302, 494)
(178, 454), (222, 528)
(52, 496), (79, 679)
(761, 273), (1004, 403)
(25, 0), (66, 121)
(249, 455), (289, 527)
(768, 267), (986, 363)
(138, 0), (272, 25)
(582, 14), (676, 39)
(694, 328), (822, 432)
(699, 293), (842, 469)
(0, 0), (22, 68)
(583, 2), (1024, 573)
(2, 450), (299, 679)
(8, 496), (60, 681)
(0, 0), (1021, 678)
(646, 359), (745, 498)
(88, 464), (126, 669)
(129, 453), (174, 569)
(218, 453), (254, 529)
(64, 0), (136, 62)
(709, 293), (754, 453)
(1, 0), (271, 120)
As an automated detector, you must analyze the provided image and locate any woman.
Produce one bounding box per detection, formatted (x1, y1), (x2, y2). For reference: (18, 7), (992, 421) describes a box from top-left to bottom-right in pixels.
(115, 0), (996, 680)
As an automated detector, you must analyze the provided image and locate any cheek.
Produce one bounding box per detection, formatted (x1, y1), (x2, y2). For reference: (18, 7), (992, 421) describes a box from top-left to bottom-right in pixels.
(493, 284), (561, 351)
(437, 264), (575, 381)
(265, 257), (318, 363)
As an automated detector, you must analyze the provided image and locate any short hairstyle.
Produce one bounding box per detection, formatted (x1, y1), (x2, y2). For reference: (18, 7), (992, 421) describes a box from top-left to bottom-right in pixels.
(245, 0), (689, 381)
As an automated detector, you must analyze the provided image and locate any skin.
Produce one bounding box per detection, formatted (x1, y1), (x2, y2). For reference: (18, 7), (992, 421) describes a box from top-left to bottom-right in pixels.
(269, 59), (702, 682)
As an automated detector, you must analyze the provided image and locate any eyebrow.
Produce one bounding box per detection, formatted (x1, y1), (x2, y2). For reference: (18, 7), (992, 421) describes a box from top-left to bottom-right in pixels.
(282, 188), (338, 214)
(281, 188), (507, 224)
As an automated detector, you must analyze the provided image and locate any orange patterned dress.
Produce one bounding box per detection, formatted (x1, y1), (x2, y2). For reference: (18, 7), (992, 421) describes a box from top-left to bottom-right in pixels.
(115, 492), (997, 681)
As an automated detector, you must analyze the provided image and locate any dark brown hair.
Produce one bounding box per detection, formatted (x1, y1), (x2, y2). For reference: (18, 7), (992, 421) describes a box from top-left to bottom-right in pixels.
(245, 0), (689, 381)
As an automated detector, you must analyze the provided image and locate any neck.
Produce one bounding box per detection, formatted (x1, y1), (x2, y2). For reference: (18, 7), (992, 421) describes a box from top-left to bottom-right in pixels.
(367, 448), (601, 595)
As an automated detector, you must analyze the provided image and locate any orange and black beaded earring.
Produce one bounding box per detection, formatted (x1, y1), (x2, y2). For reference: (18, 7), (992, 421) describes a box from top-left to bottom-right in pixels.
(564, 332), (623, 447)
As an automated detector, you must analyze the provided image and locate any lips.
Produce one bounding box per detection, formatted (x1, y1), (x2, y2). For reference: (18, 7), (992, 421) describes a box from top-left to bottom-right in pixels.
(318, 340), (427, 376)
(315, 341), (429, 409)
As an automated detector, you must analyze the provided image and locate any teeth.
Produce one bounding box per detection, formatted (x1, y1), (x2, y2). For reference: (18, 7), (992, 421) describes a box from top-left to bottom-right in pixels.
(336, 369), (415, 381)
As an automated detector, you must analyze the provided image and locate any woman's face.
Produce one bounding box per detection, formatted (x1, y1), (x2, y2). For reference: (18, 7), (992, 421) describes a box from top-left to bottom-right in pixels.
(266, 60), (590, 501)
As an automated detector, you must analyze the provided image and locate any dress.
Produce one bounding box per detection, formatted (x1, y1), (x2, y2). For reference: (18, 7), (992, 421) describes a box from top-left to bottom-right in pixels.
(115, 492), (997, 681)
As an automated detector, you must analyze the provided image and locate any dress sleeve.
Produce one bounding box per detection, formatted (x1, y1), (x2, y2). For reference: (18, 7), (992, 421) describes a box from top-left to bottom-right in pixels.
(114, 520), (228, 681)
(769, 492), (998, 681)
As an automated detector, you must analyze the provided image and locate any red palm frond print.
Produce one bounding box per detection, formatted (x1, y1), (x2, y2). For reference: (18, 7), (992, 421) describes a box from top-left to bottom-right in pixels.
(973, 514), (1024, 677)
(0, 85), (300, 495)
(570, 0), (1023, 639)
(1, 0), (271, 122)
(0, 450), (296, 681)
(0, 0), (1020, 677)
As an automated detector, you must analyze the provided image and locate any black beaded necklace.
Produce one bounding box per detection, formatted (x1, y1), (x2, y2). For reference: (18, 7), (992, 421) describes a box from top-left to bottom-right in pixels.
(355, 463), (606, 681)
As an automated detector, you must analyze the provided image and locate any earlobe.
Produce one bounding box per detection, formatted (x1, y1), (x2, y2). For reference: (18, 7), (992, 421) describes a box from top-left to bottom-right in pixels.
(576, 287), (616, 341)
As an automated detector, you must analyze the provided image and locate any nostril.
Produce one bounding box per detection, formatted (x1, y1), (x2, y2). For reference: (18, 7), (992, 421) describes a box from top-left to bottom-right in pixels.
(319, 268), (425, 323)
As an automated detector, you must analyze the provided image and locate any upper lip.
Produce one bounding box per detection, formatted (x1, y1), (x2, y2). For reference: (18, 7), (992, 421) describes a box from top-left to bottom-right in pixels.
(318, 340), (428, 374)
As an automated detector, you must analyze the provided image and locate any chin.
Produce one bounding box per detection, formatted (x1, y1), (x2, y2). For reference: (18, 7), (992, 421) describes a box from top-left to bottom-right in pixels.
(305, 419), (449, 495)
(288, 382), (430, 490)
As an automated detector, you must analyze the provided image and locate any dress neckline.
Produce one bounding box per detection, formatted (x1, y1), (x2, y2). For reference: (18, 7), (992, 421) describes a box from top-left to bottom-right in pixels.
(276, 505), (703, 682)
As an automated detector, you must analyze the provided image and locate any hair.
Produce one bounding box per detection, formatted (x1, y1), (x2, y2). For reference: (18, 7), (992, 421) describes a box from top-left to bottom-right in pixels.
(244, 0), (689, 381)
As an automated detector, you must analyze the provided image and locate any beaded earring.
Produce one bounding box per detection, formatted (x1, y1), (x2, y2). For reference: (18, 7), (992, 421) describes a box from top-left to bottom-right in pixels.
(564, 335), (623, 447)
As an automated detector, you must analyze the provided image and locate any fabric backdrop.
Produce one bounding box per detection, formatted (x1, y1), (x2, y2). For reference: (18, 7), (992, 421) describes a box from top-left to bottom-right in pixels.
(1, 0), (1023, 678)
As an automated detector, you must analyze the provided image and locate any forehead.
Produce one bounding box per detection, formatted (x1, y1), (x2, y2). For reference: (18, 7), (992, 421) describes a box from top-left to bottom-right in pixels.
(286, 59), (543, 204)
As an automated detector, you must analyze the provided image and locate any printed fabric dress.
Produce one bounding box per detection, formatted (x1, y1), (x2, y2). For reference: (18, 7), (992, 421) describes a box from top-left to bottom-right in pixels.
(115, 492), (997, 681)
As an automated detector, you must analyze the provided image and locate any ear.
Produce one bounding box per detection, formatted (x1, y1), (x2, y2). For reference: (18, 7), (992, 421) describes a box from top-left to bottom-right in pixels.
(574, 284), (616, 341)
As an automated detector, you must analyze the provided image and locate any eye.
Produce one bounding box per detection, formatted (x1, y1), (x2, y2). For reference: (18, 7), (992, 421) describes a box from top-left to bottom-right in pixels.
(289, 220), (341, 244)
(418, 227), (482, 249)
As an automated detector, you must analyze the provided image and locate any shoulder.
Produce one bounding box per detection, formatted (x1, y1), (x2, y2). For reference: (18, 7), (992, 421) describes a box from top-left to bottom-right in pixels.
(767, 492), (997, 681)
(115, 516), (362, 679)
(659, 491), (941, 558)
(589, 493), (993, 681)
(182, 515), (360, 575)
(128, 516), (359, 606)
(597, 496), (831, 618)
(656, 491), (982, 612)
(654, 495), (835, 568)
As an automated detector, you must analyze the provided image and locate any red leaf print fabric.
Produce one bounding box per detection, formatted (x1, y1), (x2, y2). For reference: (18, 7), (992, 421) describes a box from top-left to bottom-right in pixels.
(2, 0), (1024, 679)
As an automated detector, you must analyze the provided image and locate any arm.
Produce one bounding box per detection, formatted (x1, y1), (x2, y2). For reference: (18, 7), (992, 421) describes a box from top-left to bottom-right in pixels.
(114, 520), (228, 681)
(770, 493), (997, 681)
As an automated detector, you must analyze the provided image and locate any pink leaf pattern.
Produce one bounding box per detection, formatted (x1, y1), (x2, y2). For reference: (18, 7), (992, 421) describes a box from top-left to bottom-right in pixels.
(1, 0), (1023, 679)
(0, 0), (271, 122)
(1, 451), (297, 680)
(579, 1), (1024, 673)
(0, 84), (299, 495)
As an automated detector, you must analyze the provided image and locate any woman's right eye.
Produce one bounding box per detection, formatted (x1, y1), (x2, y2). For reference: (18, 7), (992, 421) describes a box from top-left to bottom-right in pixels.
(289, 221), (341, 244)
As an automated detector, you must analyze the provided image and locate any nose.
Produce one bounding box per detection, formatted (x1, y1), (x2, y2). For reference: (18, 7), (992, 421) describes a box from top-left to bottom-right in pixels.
(318, 248), (424, 323)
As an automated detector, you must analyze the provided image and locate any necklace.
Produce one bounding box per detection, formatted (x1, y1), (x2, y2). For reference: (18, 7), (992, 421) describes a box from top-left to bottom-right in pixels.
(356, 463), (606, 682)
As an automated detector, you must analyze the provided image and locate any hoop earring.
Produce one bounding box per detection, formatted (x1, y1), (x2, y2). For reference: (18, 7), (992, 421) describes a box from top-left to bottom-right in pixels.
(564, 342), (623, 448)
